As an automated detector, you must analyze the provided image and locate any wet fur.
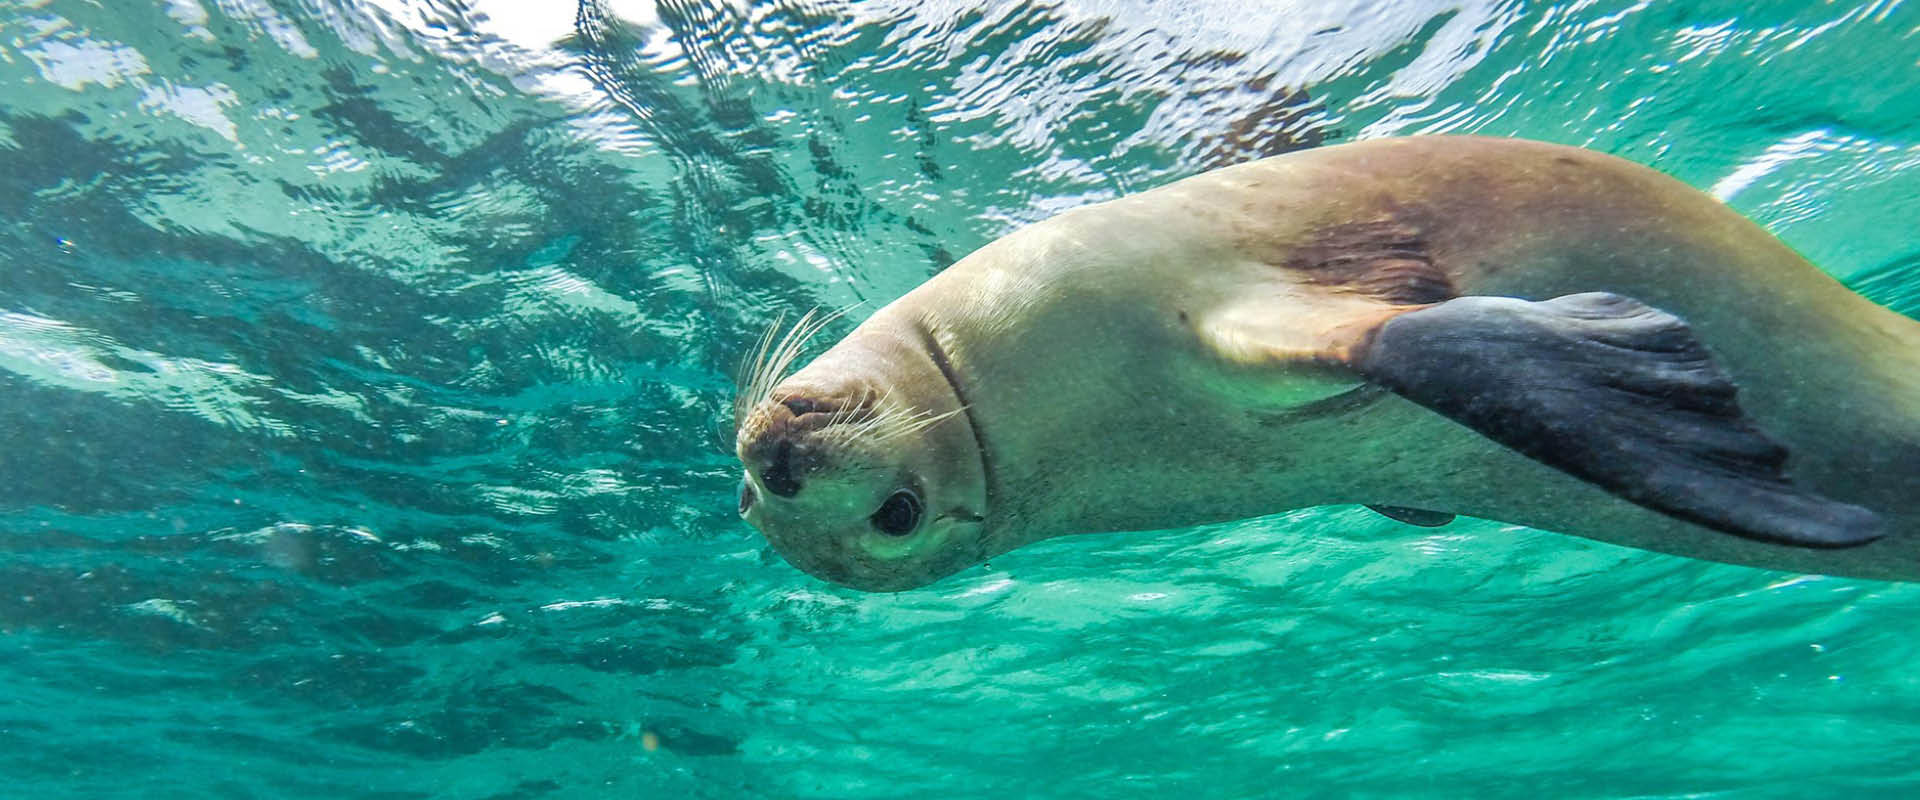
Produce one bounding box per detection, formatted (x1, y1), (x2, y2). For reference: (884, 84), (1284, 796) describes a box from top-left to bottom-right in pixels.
(741, 136), (1920, 587)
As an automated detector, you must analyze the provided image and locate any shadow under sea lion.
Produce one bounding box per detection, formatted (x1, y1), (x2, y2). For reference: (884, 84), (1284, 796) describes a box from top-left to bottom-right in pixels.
(735, 136), (1920, 591)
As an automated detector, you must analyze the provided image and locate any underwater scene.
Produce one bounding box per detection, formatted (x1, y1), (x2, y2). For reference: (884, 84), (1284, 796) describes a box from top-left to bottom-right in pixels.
(2, 0), (1918, 797)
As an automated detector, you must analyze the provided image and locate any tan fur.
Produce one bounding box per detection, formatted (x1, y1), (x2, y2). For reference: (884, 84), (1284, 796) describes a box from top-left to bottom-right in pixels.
(739, 136), (1920, 589)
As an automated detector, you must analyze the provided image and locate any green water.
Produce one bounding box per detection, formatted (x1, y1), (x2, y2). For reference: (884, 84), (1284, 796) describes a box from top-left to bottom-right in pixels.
(0, 0), (1917, 797)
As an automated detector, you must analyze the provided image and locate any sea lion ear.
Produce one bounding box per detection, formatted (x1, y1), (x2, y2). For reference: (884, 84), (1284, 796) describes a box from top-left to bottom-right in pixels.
(1352, 292), (1883, 549)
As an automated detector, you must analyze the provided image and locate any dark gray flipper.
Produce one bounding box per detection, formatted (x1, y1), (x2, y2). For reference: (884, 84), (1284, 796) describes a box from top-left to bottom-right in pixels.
(1356, 292), (1882, 548)
(1366, 505), (1456, 527)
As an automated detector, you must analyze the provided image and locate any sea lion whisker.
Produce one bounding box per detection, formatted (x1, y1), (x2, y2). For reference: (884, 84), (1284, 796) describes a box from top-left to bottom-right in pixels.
(823, 403), (899, 444)
(735, 303), (872, 440)
(759, 305), (859, 412)
(740, 310), (807, 428)
(850, 414), (896, 443)
(848, 387), (901, 436)
(735, 311), (790, 425)
(868, 405), (965, 444)
(747, 307), (830, 423)
(860, 399), (922, 437)
(812, 393), (927, 447)
(760, 310), (819, 401)
(865, 412), (918, 443)
(902, 406), (966, 438)
(881, 408), (936, 437)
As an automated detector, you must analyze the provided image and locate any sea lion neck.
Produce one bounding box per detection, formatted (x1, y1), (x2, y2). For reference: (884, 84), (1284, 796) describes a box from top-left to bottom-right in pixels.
(897, 312), (1001, 539)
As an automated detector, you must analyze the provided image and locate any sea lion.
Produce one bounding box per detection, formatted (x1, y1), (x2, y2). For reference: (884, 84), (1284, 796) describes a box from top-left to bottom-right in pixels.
(733, 136), (1920, 591)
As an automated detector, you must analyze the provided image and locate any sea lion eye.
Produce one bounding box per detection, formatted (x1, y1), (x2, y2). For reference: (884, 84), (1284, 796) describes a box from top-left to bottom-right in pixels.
(870, 490), (923, 536)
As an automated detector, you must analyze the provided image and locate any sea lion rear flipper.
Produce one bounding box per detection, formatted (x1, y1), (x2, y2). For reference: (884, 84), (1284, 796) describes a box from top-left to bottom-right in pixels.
(1366, 505), (1455, 527)
(1353, 292), (1882, 548)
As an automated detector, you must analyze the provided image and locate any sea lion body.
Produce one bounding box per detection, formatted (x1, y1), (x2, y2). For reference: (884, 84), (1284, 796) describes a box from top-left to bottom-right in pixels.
(737, 136), (1920, 589)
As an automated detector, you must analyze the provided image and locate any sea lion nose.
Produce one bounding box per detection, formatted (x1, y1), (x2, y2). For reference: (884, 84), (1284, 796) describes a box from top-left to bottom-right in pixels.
(743, 433), (803, 498)
(743, 401), (807, 498)
(758, 438), (802, 497)
(743, 390), (864, 498)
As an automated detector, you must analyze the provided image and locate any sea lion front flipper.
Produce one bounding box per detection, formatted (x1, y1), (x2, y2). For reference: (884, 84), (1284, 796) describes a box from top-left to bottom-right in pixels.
(1353, 292), (1883, 549)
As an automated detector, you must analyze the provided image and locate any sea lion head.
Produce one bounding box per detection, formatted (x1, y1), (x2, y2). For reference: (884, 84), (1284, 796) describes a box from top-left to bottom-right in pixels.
(734, 313), (990, 592)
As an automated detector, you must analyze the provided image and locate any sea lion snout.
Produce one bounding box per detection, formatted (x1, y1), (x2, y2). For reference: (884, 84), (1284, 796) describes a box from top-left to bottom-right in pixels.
(779, 395), (838, 418)
(739, 408), (812, 498)
(739, 390), (872, 498)
(773, 385), (877, 425)
(752, 437), (804, 498)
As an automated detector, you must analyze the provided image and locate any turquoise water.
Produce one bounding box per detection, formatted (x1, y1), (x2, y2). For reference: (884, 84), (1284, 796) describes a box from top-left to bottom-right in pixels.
(2, 0), (1918, 796)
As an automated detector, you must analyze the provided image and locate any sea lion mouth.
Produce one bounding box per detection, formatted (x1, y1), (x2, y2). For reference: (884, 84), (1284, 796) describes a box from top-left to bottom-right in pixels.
(774, 390), (877, 431)
(780, 395), (840, 420)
